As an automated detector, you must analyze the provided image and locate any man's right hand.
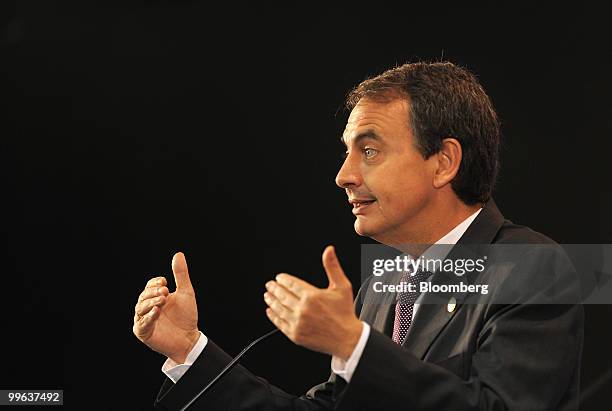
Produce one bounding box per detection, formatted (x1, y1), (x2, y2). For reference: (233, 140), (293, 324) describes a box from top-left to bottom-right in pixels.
(133, 252), (200, 364)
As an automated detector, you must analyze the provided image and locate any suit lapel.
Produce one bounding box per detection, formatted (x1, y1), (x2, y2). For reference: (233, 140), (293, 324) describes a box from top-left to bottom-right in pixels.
(401, 199), (506, 359)
(359, 271), (402, 335)
(372, 303), (395, 335)
(378, 270), (404, 334)
(402, 261), (473, 358)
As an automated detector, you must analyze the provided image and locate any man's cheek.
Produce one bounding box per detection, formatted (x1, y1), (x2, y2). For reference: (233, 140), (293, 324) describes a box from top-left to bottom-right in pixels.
(374, 193), (394, 216)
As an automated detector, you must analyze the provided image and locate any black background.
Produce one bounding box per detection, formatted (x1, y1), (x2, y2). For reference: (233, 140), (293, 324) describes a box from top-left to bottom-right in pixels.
(1, 2), (611, 410)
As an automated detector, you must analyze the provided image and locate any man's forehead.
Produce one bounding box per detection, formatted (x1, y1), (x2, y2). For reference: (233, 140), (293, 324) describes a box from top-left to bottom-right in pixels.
(342, 98), (410, 143)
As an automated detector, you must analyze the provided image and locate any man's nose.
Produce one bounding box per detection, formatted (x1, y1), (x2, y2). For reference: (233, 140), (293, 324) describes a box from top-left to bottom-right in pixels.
(335, 156), (362, 189)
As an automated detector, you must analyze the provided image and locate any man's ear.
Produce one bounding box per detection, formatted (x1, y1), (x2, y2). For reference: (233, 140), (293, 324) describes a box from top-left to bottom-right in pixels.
(433, 137), (462, 189)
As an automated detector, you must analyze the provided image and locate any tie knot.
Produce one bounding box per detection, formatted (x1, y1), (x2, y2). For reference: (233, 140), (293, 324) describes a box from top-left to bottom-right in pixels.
(400, 268), (433, 283)
(412, 269), (434, 281)
(396, 269), (434, 304)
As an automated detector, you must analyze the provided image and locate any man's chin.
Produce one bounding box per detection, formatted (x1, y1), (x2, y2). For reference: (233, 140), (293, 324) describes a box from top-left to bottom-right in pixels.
(354, 219), (380, 238)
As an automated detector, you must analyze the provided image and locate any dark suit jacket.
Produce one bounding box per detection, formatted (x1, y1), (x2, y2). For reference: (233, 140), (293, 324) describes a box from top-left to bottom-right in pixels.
(154, 199), (584, 410)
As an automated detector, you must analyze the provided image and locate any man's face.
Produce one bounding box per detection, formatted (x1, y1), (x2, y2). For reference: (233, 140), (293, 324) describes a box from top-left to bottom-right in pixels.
(336, 98), (437, 244)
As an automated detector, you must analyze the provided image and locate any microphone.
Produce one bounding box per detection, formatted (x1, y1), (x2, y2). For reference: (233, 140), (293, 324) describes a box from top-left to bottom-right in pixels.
(179, 328), (280, 411)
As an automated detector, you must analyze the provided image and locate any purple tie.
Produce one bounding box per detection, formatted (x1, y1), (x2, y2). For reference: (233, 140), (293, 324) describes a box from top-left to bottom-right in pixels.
(391, 267), (433, 344)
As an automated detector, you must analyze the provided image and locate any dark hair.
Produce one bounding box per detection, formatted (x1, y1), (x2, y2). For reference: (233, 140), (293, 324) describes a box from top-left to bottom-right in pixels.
(346, 62), (500, 205)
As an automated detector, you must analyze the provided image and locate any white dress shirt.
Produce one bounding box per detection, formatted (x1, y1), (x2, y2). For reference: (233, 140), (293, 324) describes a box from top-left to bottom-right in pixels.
(162, 208), (482, 383)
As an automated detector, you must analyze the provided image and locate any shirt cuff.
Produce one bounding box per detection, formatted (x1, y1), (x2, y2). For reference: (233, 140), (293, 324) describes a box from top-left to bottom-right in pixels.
(331, 322), (370, 383)
(161, 331), (208, 383)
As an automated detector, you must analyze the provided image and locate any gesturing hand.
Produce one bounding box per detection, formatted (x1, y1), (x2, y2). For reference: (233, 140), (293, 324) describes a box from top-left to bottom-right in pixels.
(264, 246), (363, 361)
(133, 252), (200, 364)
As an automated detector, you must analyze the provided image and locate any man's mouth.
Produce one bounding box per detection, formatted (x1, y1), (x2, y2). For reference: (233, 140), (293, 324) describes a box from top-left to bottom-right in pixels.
(350, 199), (377, 214)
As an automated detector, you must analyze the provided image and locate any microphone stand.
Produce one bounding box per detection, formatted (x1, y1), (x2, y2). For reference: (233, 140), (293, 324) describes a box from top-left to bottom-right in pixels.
(179, 329), (280, 411)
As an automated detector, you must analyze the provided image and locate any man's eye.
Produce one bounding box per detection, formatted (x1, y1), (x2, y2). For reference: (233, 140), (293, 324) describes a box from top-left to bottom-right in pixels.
(363, 148), (378, 159)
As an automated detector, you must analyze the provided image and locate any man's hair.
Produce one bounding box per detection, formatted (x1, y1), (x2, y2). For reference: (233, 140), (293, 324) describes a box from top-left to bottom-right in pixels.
(346, 62), (500, 205)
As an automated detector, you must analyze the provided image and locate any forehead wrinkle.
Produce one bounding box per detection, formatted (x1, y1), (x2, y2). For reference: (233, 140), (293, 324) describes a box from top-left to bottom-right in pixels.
(343, 100), (410, 144)
(348, 98), (409, 125)
(342, 124), (379, 144)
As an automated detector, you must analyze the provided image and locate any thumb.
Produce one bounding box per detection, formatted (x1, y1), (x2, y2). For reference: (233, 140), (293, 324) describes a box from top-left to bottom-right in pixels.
(322, 245), (350, 289)
(172, 252), (193, 291)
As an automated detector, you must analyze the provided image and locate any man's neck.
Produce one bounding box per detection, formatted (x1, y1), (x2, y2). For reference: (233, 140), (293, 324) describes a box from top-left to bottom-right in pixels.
(380, 198), (483, 255)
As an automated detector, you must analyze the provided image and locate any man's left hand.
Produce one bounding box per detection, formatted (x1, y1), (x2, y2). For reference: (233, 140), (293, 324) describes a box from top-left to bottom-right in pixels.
(264, 245), (363, 361)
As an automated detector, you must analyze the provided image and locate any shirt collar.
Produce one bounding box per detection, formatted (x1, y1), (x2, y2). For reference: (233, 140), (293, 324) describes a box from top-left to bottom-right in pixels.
(413, 207), (483, 272)
(434, 207), (483, 245)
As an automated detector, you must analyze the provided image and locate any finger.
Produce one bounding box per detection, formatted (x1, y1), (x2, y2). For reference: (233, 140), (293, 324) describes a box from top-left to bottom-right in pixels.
(322, 245), (351, 289)
(135, 295), (167, 317)
(134, 305), (161, 336)
(172, 252), (193, 291)
(134, 292), (168, 315)
(275, 273), (317, 297)
(265, 281), (299, 308)
(266, 307), (290, 335)
(138, 286), (169, 303)
(146, 276), (167, 289)
(264, 291), (293, 320)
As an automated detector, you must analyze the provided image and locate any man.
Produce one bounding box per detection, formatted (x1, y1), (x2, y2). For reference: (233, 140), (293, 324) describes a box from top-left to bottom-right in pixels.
(133, 62), (583, 410)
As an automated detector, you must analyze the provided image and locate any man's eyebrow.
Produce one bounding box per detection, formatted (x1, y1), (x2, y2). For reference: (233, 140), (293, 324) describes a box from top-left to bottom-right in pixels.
(340, 130), (383, 146)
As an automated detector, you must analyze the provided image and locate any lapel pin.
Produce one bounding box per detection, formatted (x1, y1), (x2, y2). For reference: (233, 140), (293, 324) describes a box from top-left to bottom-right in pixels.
(447, 297), (457, 313)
